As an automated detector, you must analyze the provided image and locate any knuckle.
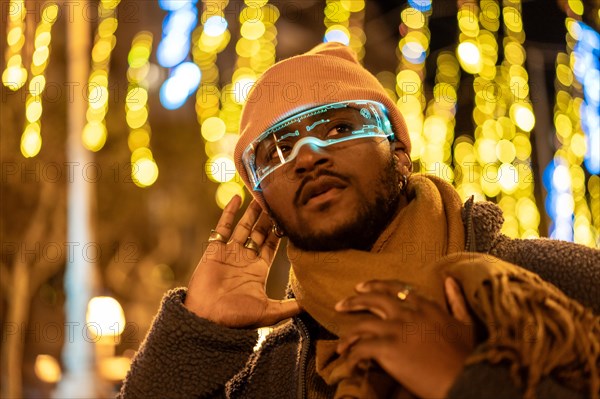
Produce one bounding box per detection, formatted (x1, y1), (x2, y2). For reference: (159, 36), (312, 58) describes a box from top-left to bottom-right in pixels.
(216, 222), (232, 231)
(238, 221), (253, 230)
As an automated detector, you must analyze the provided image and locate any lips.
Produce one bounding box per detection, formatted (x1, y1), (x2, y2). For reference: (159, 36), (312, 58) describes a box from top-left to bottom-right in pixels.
(299, 175), (347, 205)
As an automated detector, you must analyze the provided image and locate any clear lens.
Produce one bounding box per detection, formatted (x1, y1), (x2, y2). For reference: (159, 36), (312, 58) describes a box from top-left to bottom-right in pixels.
(242, 100), (394, 191)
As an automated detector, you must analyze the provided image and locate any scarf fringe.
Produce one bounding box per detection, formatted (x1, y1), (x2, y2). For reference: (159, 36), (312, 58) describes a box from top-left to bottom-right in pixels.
(465, 269), (600, 399)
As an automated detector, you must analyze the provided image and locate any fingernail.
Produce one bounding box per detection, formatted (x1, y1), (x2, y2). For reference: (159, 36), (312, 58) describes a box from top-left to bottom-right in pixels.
(228, 195), (240, 206)
(334, 299), (345, 310)
(355, 282), (367, 292)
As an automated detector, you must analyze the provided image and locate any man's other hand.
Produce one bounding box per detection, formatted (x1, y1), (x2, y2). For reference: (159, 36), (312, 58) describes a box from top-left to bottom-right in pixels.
(335, 278), (475, 398)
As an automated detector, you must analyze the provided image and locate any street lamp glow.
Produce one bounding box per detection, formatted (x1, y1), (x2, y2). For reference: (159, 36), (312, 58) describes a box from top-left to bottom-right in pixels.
(86, 296), (126, 338)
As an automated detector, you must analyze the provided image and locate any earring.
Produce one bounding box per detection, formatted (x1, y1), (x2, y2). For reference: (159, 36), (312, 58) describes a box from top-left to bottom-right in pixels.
(272, 222), (285, 238)
(400, 174), (408, 194)
(404, 152), (413, 172)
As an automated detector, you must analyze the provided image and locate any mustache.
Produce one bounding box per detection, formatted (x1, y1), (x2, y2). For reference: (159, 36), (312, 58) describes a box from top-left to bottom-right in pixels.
(294, 169), (350, 205)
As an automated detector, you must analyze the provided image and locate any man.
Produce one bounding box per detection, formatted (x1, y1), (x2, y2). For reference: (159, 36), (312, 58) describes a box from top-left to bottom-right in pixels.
(119, 43), (599, 398)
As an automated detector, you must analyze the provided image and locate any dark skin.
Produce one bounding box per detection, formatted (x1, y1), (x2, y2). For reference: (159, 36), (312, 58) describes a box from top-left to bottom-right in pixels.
(184, 110), (475, 397)
(335, 279), (474, 399)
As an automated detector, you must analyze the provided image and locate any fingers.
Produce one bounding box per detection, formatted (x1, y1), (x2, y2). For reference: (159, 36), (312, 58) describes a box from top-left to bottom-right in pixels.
(260, 226), (280, 264)
(336, 319), (390, 354)
(249, 212), (273, 246)
(341, 337), (387, 372)
(354, 279), (421, 310)
(444, 277), (472, 324)
(263, 298), (301, 326)
(230, 200), (263, 244)
(335, 293), (412, 320)
(355, 279), (413, 298)
(212, 195), (242, 241)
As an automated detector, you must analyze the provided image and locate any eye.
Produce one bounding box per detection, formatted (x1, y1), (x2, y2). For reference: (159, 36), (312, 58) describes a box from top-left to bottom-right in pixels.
(327, 123), (353, 137)
(267, 144), (292, 162)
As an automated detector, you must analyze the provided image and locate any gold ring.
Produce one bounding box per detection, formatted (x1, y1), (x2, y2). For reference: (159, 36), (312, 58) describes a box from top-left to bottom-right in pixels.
(396, 287), (411, 301)
(208, 229), (227, 243)
(243, 237), (261, 255)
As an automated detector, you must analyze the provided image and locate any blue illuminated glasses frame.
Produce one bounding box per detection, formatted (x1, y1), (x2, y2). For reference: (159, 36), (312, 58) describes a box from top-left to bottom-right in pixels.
(241, 100), (396, 191)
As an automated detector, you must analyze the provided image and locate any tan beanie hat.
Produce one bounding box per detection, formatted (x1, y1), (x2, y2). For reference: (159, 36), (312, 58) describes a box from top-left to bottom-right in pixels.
(233, 42), (409, 207)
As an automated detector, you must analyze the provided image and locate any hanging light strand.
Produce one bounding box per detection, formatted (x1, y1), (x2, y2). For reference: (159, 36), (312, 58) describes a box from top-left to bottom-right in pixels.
(126, 31), (158, 188)
(194, 0), (236, 206)
(206, 0), (281, 208)
(323, 0), (366, 62)
(455, 0), (495, 202)
(2, 0), (28, 90)
(81, 0), (121, 152)
(423, 51), (461, 185)
(20, 2), (60, 158)
(495, 0), (540, 240)
(395, 1), (432, 173)
(194, 0), (231, 126)
(157, 0), (201, 111)
(456, 0), (540, 239)
(544, 0), (598, 247)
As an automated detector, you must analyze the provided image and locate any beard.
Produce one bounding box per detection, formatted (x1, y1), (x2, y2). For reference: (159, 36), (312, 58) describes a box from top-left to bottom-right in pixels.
(271, 153), (402, 252)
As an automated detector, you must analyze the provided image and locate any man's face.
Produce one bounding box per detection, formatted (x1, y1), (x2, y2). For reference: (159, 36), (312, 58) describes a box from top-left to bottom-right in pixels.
(259, 109), (403, 251)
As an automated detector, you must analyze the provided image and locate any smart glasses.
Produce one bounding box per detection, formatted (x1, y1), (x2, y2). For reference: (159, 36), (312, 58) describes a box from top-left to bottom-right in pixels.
(242, 100), (395, 191)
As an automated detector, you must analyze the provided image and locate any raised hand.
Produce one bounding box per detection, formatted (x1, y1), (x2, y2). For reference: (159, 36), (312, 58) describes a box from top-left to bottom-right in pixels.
(184, 196), (301, 328)
(335, 278), (475, 399)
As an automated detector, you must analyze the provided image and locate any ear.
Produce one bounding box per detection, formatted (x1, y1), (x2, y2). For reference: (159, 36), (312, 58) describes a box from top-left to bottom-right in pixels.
(391, 141), (413, 175)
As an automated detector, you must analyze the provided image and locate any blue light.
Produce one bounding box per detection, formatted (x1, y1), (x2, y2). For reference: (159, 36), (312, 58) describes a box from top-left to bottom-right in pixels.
(204, 15), (228, 37)
(584, 69), (599, 104)
(157, 34), (190, 67)
(584, 125), (600, 174)
(572, 22), (600, 176)
(157, 0), (200, 110)
(542, 160), (555, 190)
(580, 22), (600, 49)
(544, 190), (557, 220)
(163, 5), (197, 36)
(158, 0), (197, 11)
(408, 0), (432, 12)
(159, 76), (188, 110)
(323, 30), (350, 45)
(552, 221), (573, 242)
(172, 62), (201, 95)
(402, 43), (427, 64)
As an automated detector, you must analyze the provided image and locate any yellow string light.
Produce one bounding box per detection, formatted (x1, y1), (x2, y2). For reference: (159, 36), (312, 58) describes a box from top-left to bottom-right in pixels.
(19, 2), (59, 158)
(126, 32), (157, 188)
(2, 0), (28, 90)
(548, 1), (597, 247)
(201, 1), (282, 208)
(194, 0), (232, 127)
(424, 51), (460, 186)
(498, 0), (539, 239)
(323, 0), (366, 62)
(395, 3), (431, 175)
(82, 0), (121, 152)
(454, 1), (489, 202)
(193, 0), (242, 207)
(455, 0), (540, 239)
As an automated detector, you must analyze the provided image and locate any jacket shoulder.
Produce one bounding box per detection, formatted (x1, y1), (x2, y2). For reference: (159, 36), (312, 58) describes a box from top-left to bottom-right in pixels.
(463, 199), (504, 253)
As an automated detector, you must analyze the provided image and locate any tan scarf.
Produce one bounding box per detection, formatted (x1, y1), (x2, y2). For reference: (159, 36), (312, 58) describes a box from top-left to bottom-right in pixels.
(289, 175), (600, 399)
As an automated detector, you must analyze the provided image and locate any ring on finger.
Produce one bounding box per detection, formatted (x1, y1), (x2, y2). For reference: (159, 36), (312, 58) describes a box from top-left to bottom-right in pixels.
(396, 286), (412, 301)
(243, 237), (261, 255)
(208, 229), (227, 243)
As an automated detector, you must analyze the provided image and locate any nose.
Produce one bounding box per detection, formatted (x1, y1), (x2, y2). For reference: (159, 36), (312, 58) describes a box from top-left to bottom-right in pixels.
(292, 142), (331, 176)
